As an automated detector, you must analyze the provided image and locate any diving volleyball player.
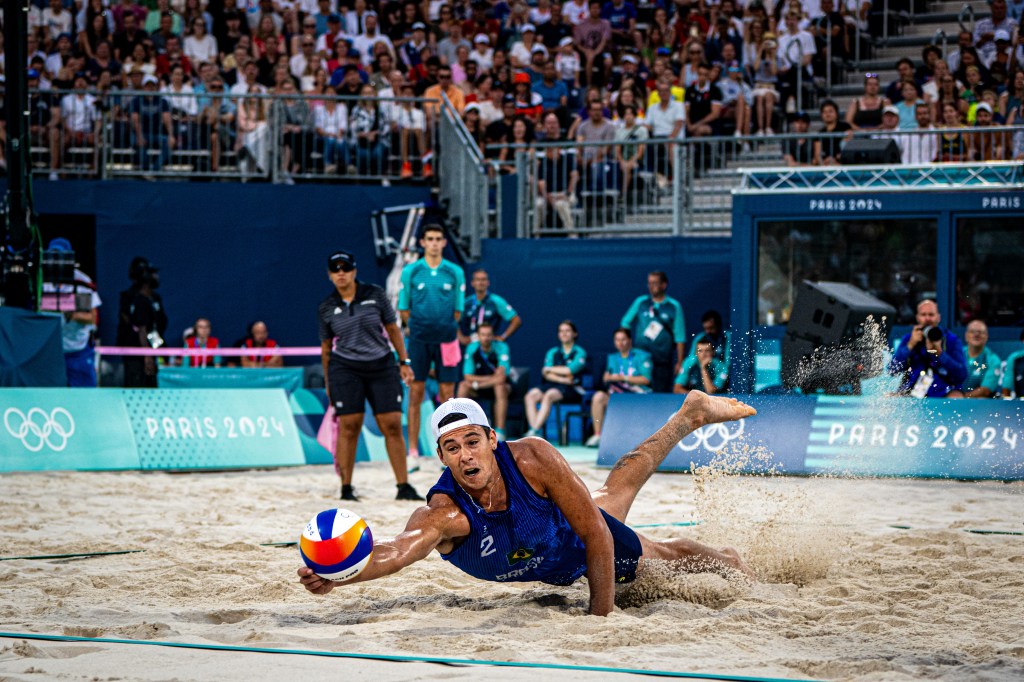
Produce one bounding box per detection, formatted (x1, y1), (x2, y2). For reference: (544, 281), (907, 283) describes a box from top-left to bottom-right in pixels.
(298, 391), (755, 616)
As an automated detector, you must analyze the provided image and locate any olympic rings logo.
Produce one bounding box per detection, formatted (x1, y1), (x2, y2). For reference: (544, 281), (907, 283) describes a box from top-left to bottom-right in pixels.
(676, 420), (745, 452)
(3, 408), (76, 452)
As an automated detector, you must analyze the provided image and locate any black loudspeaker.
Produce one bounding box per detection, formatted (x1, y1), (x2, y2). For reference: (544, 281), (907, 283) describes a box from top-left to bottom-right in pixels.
(842, 138), (901, 165)
(782, 281), (897, 393)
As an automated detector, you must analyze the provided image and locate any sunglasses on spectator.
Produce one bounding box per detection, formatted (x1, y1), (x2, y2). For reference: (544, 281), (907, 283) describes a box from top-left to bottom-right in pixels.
(864, 73), (878, 79)
(688, 50), (701, 55)
(303, 41), (314, 46)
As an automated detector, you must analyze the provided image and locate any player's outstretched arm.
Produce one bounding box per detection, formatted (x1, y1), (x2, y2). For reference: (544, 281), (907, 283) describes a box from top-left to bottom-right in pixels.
(298, 500), (468, 595)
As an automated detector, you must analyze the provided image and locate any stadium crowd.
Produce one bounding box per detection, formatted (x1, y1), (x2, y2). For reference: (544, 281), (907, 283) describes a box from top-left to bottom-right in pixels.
(8, 0), (1023, 180)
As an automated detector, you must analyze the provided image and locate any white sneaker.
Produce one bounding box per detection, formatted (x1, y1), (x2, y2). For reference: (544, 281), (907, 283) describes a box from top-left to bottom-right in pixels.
(407, 454), (420, 473)
(585, 434), (601, 448)
(765, 127), (775, 136)
(526, 427), (541, 438)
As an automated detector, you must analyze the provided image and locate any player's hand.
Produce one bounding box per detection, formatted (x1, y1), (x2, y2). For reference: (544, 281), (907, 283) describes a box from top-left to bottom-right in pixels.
(908, 326), (924, 349)
(298, 566), (336, 595)
(399, 364), (414, 385)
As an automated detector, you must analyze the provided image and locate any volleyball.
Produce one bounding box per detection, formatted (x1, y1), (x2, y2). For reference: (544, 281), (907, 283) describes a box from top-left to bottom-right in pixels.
(298, 508), (374, 581)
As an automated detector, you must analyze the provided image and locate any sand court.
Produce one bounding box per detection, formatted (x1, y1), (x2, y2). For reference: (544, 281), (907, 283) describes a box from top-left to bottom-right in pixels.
(1, 459), (1022, 681)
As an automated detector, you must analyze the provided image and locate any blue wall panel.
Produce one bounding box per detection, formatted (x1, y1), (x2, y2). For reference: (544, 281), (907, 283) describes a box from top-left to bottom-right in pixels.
(22, 180), (734, 386)
(31, 180), (431, 349)
(475, 237), (733, 381)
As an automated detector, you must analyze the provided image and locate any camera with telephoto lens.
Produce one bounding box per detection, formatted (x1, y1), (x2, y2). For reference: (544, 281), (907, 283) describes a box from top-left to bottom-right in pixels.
(923, 326), (944, 343)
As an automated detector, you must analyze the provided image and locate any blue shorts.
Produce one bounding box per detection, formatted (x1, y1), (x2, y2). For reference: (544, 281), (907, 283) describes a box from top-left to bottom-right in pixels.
(601, 509), (643, 584)
(407, 339), (460, 383)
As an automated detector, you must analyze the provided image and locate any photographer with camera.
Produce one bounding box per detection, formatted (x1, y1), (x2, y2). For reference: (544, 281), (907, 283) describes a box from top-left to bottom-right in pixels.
(116, 257), (168, 388)
(888, 299), (967, 398)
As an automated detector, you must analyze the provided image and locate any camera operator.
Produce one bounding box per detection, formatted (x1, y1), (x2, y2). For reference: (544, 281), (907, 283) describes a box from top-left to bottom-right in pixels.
(888, 299), (967, 398)
(116, 257), (168, 388)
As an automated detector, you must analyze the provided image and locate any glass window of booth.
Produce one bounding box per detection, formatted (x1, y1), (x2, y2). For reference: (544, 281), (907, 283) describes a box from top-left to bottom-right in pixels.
(956, 218), (1024, 327)
(757, 220), (938, 326)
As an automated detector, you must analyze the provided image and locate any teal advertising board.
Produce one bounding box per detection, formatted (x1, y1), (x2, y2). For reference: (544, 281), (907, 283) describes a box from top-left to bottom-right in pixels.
(0, 389), (138, 471)
(157, 367), (305, 393)
(598, 394), (1024, 480)
(0, 389), (304, 472)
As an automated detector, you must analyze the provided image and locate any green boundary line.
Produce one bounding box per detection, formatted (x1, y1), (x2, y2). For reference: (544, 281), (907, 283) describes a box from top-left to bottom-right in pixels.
(888, 525), (1022, 536)
(0, 550), (144, 562)
(0, 632), (818, 682)
(633, 521), (702, 529)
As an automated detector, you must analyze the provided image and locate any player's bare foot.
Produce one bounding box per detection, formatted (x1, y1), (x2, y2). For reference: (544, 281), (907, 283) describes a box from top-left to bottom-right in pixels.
(720, 547), (756, 580)
(680, 391), (756, 429)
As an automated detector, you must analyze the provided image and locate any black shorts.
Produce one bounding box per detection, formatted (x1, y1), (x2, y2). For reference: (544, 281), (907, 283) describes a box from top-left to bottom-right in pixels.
(407, 338), (460, 383)
(466, 386), (497, 402)
(539, 381), (584, 404)
(328, 355), (404, 416)
(601, 509), (643, 584)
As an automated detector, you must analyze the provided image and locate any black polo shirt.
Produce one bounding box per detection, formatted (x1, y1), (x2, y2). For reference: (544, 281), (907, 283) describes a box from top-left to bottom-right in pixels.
(318, 282), (397, 363)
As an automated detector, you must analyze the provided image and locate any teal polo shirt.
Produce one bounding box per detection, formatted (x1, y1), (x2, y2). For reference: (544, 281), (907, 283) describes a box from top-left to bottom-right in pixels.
(675, 356), (729, 392)
(398, 258), (466, 343)
(962, 345), (1001, 394)
(621, 295), (686, 365)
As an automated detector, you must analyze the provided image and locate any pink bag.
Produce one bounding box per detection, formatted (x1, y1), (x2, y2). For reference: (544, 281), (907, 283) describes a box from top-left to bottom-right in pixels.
(317, 405), (340, 475)
(441, 339), (462, 368)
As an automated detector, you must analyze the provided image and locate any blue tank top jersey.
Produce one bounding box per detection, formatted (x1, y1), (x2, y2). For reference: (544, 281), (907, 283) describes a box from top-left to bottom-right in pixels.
(427, 442), (642, 586)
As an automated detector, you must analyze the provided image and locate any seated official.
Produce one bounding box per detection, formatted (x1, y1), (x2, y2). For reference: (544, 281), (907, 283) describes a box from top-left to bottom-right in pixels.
(586, 327), (652, 449)
(240, 320), (284, 368)
(183, 317), (222, 368)
(689, 309), (731, 369)
(674, 339), (729, 395)
(1001, 330), (1024, 399)
(958, 320), (1000, 398)
(457, 322), (512, 441)
(524, 320), (588, 438)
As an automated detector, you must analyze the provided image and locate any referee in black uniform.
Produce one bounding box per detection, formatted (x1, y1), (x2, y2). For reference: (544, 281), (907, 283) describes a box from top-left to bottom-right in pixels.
(319, 250), (423, 502)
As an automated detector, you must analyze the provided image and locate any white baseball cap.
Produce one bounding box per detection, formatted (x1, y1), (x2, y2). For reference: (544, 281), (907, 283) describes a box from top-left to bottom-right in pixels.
(522, 23), (536, 33)
(474, 33), (489, 44)
(431, 398), (492, 443)
(976, 102), (993, 113)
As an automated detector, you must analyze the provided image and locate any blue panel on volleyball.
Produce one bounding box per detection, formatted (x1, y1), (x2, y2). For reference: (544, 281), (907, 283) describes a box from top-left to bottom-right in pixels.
(597, 393), (1024, 480)
(122, 389), (304, 469)
(0, 389), (140, 471)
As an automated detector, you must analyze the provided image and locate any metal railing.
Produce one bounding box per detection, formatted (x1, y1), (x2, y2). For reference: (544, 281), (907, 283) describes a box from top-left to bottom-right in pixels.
(489, 137), (686, 238)
(436, 93), (489, 259)
(486, 125), (1024, 236)
(26, 88), (439, 184)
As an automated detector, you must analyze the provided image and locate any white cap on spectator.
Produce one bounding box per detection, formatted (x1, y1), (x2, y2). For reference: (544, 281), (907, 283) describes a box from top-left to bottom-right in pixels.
(474, 33), (489, 44)
(464, 102), (481, 114)
(142, 74), (159, 86)
(976, 102), (993, 113)
(559, 36), (574, 47)
(531, 44), (548, 55)
(994, 29), (1011, 41)
(883, 105), (899, 116)
(364, 9), (377, 17)
(622, 54), (639, 64)
(522, 23), (536, 33)
(412, 21), (426, 30)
